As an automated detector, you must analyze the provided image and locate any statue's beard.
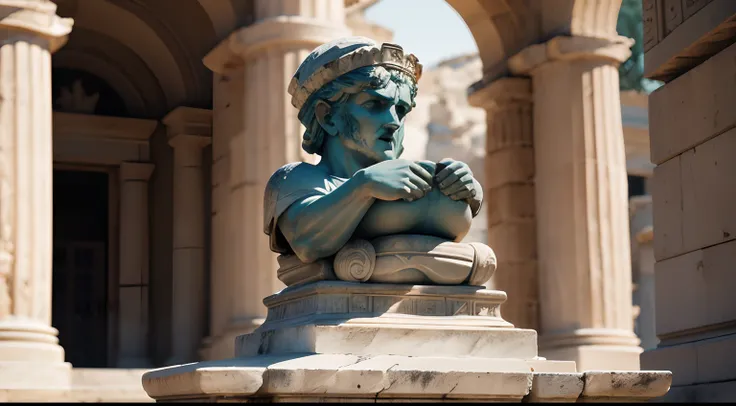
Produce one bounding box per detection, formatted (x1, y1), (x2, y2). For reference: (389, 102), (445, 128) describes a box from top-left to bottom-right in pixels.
(338, 111), (402, 163)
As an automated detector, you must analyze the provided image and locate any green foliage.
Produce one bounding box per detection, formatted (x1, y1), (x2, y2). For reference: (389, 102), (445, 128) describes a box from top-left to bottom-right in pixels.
(617, 0), (662, 93)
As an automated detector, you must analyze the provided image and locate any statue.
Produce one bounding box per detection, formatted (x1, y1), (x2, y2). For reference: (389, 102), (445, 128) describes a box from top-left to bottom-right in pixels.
(264, 37), (496, 287)
(617, 0), (661, 93)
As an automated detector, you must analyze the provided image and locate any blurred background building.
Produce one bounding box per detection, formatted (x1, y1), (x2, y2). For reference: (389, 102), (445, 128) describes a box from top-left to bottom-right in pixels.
(0, 0), (733, 402)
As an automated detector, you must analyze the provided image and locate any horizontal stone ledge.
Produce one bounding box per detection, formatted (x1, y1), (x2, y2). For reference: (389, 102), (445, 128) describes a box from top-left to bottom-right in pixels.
(141, 354), (671, 402)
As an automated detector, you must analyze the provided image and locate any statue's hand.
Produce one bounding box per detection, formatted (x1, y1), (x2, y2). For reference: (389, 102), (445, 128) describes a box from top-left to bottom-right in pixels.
(358, 159), (434, 202)
(435, 158), (481, 208)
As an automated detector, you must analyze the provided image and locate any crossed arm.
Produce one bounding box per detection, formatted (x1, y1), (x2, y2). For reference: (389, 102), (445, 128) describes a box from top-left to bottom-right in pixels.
(277, 174), (376, 264)
(277, 158), (483, 264)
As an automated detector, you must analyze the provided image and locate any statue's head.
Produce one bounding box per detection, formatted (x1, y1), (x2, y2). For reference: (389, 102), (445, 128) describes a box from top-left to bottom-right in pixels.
(288, 37), (422, 165)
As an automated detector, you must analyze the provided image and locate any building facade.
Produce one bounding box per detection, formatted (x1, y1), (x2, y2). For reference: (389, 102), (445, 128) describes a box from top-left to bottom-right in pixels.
(639, 0), (736, 401)
(4, 0), (728, 402)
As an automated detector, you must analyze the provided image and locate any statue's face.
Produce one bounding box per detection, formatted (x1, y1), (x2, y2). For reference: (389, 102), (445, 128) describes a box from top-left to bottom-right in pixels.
(335, 79), (413, 164)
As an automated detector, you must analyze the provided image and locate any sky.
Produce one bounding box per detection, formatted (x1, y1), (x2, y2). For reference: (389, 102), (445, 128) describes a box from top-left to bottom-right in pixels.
(364, 0), (478, 68)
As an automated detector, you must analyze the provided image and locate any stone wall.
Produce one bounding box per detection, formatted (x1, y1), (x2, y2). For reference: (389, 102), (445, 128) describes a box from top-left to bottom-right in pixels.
(640, 0), (736, 401)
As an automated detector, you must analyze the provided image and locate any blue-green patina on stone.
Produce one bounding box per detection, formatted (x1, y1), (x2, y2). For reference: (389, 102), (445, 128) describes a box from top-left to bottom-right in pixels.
(263, 38), (490, 286)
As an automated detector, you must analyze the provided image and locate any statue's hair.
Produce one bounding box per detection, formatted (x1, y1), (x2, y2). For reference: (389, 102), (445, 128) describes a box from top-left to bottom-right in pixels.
(297, 65), (418, 155)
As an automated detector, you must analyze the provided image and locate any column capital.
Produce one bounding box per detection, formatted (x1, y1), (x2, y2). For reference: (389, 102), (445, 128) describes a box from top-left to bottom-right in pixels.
(0, 0), (73, 53)
(467, 77), (532, 110)
(508, 35), (634, 76)
(203, 17), (351, 74)
(168, 134), (212, 150)
(120, 162), (154, 181)
(163, 107), (213, 150)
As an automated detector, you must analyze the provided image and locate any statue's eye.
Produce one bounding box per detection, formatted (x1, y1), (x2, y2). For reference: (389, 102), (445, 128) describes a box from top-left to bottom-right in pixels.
(362, 100), (382, 110)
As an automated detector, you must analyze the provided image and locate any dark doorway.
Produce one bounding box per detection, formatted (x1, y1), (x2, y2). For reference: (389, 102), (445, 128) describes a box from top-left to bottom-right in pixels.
(52, 170), (109, 367)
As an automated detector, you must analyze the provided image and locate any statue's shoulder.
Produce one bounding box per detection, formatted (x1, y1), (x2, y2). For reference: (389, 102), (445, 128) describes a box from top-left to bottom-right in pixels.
(265, 162), (325, 196)
(263, 162), (328, 242)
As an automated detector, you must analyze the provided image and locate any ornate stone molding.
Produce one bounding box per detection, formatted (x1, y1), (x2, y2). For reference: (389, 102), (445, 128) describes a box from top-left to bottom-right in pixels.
(508, 35), (634, 76)
(119, 162), (154, 182)
(203, 16), (351, 74)
(467, 77), (532, 111)
(53, 112), (157, 142)
(0, 0), (73, 52)
(162, 106), (213, 140)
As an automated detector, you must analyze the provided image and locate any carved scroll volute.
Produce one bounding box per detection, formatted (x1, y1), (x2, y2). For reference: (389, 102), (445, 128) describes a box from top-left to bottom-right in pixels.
(334, 239), (376, 282)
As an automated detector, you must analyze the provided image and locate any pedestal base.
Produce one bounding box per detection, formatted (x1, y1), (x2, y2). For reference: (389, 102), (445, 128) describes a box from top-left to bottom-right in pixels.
(142, 282), (671, 402)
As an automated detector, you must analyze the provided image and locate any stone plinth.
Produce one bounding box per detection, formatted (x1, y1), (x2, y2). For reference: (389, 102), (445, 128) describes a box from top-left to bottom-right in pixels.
(143, 282), (671, 402)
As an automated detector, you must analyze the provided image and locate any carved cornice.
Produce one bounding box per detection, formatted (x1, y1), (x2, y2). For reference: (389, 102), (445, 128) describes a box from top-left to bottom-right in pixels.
(508, 35), (634, 76)
(0, 0), (73, 52)
(467, 77), (532, 110)
(163, 107), (212, 137)
(119, 161), (155, 181)
(53, 112), (158, 142)
(203, 16), (351, 74)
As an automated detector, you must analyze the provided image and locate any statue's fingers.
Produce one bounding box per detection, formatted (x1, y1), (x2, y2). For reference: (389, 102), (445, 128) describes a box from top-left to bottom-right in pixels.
(450, 189), (474, 201)
(405, 175), (428, 199)
(409, 162), (434, 186)
(440, 180), (468, 196)
(435, 161), (464, 183)
(438, 169), (470, 190)
(414, 160), (436, 178)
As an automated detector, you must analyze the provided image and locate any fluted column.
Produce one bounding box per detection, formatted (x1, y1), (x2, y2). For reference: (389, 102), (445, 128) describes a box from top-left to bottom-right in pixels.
(508, 35), (642, 371)
(201, 0), (350, 360)
(163, 107), (212, 364)
(0, 0), (73, 393)
(468, 77), (539, 331)
(117, 162), (154, 367)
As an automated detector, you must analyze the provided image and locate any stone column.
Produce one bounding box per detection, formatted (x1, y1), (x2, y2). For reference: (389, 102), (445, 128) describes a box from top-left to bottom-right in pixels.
(0, 0), (73, 394)
(508, 35), (642, 371)
(117, 162), (154, 367)
(201, 0), (350, 360)
(630, 196), (657, 351)
(468, 77), (539, 330)
(163, 107), (212, 364)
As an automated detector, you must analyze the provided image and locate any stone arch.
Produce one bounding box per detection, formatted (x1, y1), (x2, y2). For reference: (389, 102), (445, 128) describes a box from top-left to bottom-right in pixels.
(196, 0), (255, 39)
(444, 0), (540, 78)
(52, 0), (231, 116)
(53, 27), (167, 118)
(444, 0), (624, 78)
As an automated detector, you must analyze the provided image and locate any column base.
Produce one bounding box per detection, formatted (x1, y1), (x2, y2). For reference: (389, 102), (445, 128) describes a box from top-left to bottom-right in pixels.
(539, 328), (643, 371)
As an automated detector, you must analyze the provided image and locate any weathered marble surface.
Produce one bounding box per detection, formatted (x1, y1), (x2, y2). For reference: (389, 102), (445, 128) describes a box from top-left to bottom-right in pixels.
(142, 281), (672, 402)
(277, 235), (496, 287)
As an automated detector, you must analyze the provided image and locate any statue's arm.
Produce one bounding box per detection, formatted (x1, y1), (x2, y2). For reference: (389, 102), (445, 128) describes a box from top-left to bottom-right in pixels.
(277, 174), (375, 263)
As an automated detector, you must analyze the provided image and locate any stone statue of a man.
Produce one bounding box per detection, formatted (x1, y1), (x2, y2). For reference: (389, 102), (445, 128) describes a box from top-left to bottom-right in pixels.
(264, 37), (494, 286)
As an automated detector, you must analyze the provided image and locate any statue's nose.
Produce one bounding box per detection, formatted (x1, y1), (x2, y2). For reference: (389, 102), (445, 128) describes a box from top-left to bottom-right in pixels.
(383, 123), (400, 132)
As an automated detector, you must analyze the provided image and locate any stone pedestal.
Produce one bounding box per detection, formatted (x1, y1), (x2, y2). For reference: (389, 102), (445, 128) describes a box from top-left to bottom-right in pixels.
(201, 0), (351, 360)
(508, 35), (643, 371)
(143, 281), (671, 402)
(0, 0), (73, 397)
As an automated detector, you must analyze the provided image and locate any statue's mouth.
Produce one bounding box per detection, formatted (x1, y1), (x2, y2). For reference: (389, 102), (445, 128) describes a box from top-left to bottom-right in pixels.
(377, 132), (394, 143)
